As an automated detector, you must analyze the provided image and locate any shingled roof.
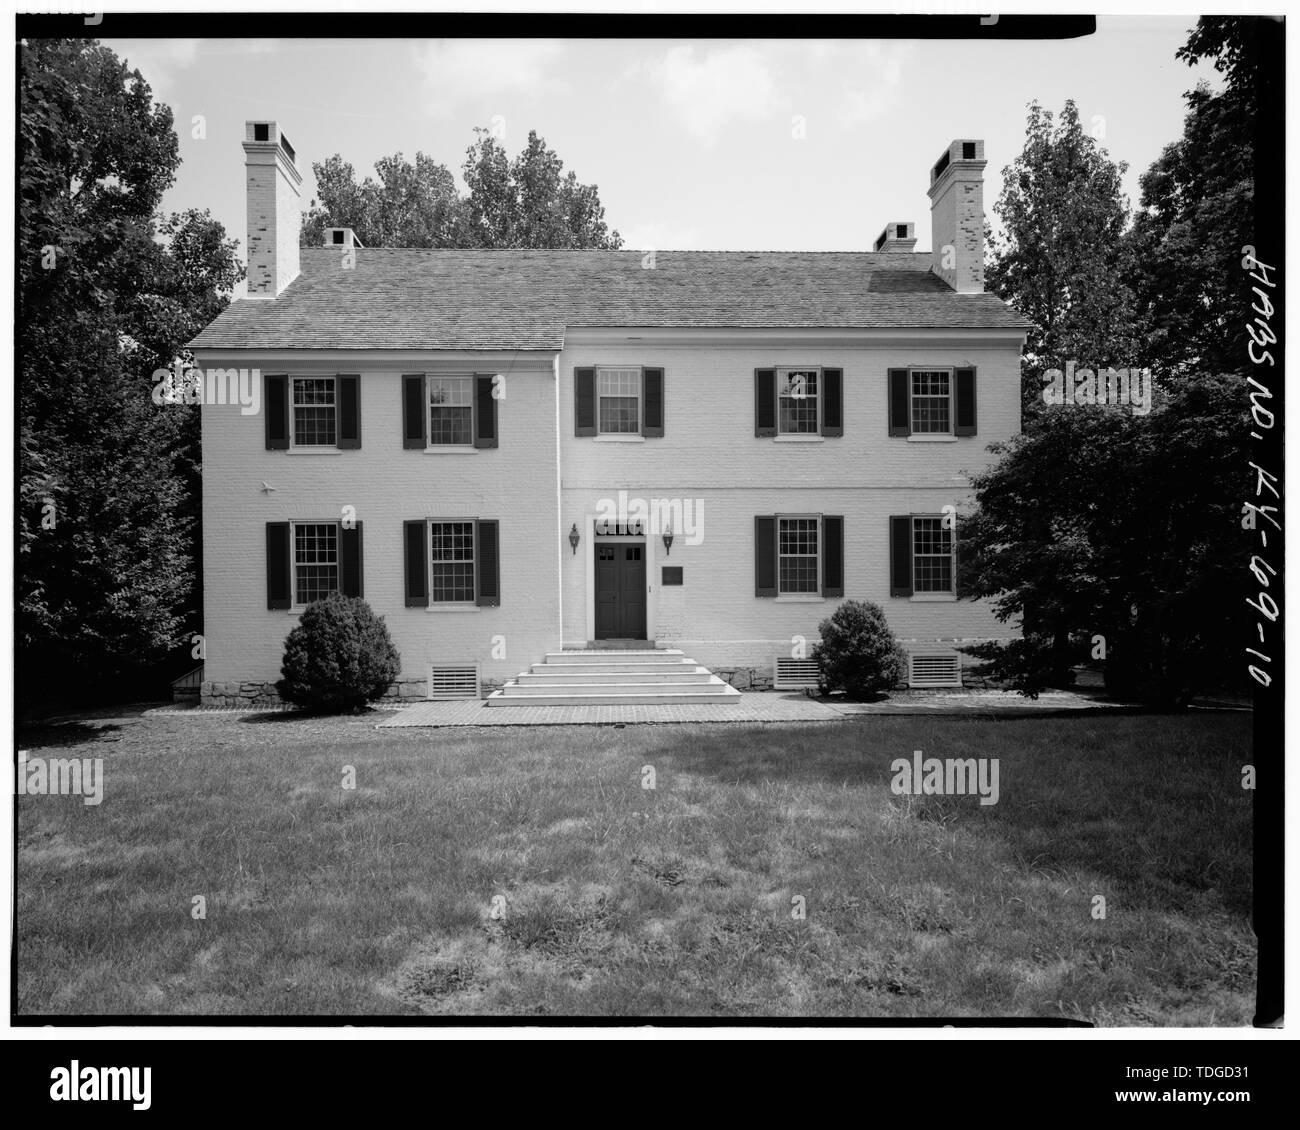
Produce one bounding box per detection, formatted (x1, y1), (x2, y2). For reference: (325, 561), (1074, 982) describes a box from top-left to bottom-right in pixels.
(188, 247), (1029, 352)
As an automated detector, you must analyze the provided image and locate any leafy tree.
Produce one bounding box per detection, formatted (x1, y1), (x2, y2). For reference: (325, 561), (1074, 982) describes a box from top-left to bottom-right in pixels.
(1128, 17), (1261, 376)
(19, 39), (243, 699)
(301, 128), (622, 249)
(986, 100), (1142, 414)
(957, 373), (1250, 705)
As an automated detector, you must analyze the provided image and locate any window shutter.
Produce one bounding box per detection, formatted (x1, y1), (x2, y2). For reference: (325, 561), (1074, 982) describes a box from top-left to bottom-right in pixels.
(642, 368), (664, 437)
(476, 519), (500, 606)
(755, 516), (777, 597)
(402, 374), (426, 449)
(889, 516), (913, 597)
(404, 520), (428, 607)
(338, 375), (361, 448)
(822, 516), (844, 597)
(754, 369), (777, 437)
(575, 367), (596, 436)
(265, 375), (289, 449)
(955, 367), (977, 435)
(341, 521), (363, 598)
(474, 375), (498, 448)
(821, 369), (843, 436)
(888, 369), (910, 436)
(266, 522), (291, 609)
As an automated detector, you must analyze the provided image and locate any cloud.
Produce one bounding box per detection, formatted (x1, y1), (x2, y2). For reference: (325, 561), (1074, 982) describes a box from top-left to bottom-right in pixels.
(414, 39), (565, 111)
(104, 38), (202, 98)
(633, 44), (781, 146)
(834, 43), (911, 126)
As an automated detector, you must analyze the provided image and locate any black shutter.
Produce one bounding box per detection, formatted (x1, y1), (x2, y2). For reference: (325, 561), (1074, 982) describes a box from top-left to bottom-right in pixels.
(402, 374), (426, 448)
(265, 374), (289, 449)
(642, 368), (664, 437)
(575, 367), (596, 436)
(822, 516), (844, 597)
(341, 521), (363, 597)
(954, 367), (977, 435)
(338, 375), (360, 448)
(821, 369), (843, 436)
(888, 368), (910, 436)
(404, 520), (428, 607)
(755, 516), (777, 597)
(889, 516), (913, 597)
(266, 522), (291, 609)
(754, 369), (777, 437)
(474, 375), (498, 448)
(476, 519), (500, 607)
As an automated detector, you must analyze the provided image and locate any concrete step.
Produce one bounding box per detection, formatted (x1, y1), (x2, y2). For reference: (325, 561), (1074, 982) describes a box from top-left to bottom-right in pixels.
(527, 661), (701, 676)
(501, 677), (728, 697)
(517, 668), (714, 684)
(486, 683), (742, 707)
(544, 649), (684, 664)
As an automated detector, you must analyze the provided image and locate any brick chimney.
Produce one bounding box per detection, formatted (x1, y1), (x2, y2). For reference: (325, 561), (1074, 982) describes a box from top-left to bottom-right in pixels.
(873, 221), (918, 253)
(242, 121), (301, 298)
(927, 139), (986, 293)
(323, 227), (364, 249)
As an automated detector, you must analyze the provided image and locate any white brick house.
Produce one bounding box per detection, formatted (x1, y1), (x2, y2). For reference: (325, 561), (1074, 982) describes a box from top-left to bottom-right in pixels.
(188, 123), (1028, 706)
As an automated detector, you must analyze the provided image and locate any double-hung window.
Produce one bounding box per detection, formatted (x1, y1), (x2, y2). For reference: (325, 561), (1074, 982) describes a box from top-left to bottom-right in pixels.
(293, 522), (340, 605)
(777, 368), (820, 435)
(429, 520), (476, 603)
(910, 369), (952, 435)
(292, 377), (337, 446)
(429, 377), (473, 446)
(912, 516), (955, 594)
(778, 516), (820, 594)
(597, 367), (641, 434)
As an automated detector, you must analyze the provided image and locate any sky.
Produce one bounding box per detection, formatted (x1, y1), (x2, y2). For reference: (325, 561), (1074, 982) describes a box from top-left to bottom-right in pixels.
(103, 19), (1220, 286)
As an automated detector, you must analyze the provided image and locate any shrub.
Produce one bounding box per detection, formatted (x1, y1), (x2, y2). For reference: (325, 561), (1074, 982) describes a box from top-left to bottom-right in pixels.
(812, 600), (907, 699)
(277, 592), (401, 712)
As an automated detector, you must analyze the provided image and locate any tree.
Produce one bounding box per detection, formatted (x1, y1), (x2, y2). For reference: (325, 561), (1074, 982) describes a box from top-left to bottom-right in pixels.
(19, 40), (243, 700)
(986, 100), (1142, 414)
(301, 128), (622, 249)
(1128, 17), (1260, 376)
(957, 373), (1250, 705)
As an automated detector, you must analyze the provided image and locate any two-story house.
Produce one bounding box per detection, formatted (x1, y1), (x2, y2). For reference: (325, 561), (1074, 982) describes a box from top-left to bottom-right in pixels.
(188, 123), (1028, 707)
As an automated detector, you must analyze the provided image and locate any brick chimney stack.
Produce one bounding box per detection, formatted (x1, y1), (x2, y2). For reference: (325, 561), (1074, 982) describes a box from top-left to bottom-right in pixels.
(927, 139), (986, 293)
(243, 121), (301, 298)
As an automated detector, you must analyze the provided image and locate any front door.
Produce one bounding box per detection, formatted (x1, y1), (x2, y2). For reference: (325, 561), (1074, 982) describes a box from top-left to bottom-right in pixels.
(595, 543), (647, 639)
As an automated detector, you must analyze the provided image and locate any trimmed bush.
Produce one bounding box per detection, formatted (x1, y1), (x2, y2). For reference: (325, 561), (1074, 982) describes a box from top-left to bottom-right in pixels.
(812, 599), (907, 699)
(277, 592), (401, 712)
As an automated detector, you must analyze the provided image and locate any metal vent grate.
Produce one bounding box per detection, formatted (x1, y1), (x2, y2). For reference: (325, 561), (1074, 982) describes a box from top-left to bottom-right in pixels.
(908, 652), (962, 688)
(428, 664), (480, 699)
(774, 656), (820, 690)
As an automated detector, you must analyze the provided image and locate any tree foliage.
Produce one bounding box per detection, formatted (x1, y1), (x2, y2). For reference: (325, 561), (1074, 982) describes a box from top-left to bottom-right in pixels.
(1128, 16), (1260, 376)
(301, 128), (622, 249)
(277, 594), (402, 712)
(986, 100), (1141, 413)
(812, 600), (907, 699)
(957, 374), (1250, 705)
(19, 39), (243, 696)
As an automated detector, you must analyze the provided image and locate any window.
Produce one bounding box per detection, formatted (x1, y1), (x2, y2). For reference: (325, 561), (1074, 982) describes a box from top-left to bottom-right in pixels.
(912, 517), (954, 593)
(292, 377), (337, 446)
(778, 517), (820, 594)
(294, 522), (339, 604)
(430, 521), (476, 603)
(910, 369), (952, 434)
(597, 367), (640, 434)
(778, 368), (819, 434)
(428, 377), (473, 445)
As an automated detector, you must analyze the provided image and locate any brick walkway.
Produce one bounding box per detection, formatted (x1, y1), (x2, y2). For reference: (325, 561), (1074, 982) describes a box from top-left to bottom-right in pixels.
(379, 692), (843, 728)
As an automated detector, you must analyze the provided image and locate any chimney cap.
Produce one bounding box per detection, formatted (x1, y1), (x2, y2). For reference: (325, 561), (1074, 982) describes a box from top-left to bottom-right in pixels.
(930, 139), (985, 184)
(874, 221), (917, 251)
(325, 227), (364, 249)
(243, 120), (297, 169)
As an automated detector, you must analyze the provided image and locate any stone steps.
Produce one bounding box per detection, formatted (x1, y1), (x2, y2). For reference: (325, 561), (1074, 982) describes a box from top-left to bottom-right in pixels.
(486, 649), (741, 707)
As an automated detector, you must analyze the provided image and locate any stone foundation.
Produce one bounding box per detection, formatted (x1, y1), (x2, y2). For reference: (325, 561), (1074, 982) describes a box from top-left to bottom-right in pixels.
(713, 666), (777, 692)
(198, 676), (501, 708)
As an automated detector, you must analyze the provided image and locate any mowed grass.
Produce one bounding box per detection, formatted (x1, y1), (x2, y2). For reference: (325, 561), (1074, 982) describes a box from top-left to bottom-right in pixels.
(16, 708), (1253, 1022)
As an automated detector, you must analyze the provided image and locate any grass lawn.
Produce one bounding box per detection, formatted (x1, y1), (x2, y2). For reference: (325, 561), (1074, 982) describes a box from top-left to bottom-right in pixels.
(16, 707), (1253, 1022)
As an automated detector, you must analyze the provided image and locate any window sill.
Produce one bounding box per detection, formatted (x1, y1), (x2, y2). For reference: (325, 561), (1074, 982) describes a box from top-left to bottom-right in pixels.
(910, 592), (957, 602)
(425, 604), (482, 613)
(906, 434), (958, 443)
(775, 594), (826, 603)
(286, 448), (344, 455)
(593, 434), (646, 443)
(423, 446), (478, 454)
(773, 434), (824, 443)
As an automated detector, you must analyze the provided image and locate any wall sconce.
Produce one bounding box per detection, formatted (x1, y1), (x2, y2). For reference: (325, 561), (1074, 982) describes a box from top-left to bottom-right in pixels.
(568, 523), (580, 555)
(662, 523), (674, 556)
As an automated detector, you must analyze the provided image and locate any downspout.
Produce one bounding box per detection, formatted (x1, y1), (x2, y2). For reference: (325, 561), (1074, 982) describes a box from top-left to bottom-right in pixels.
(553, 349), (563, 650)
